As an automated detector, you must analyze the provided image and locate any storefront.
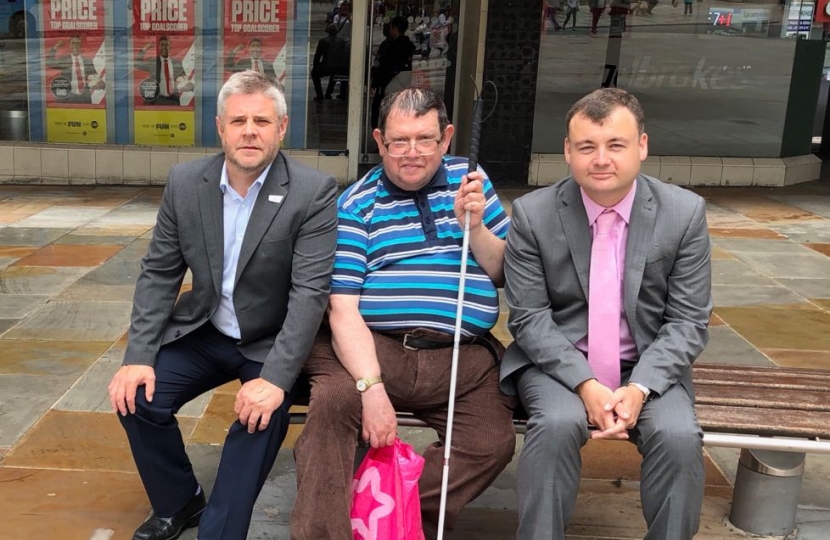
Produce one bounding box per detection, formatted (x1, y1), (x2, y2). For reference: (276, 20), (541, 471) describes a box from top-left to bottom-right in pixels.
(517, 0), (826, 187)
(0, 0), (824, 188)
(0, 0), (480, 184)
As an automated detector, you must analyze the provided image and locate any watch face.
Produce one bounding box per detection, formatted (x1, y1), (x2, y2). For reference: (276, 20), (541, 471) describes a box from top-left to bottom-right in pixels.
(356, 379), (367, 392)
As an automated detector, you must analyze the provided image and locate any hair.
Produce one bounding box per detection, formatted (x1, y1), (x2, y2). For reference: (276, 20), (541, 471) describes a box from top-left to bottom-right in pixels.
(249, 38), (262, 46)
(378, 87), (449, 135)
(391, 16), (408, 34)
(565, 88), (645, 135)
(325, 23), (339, 36)
(217, 70), (286, 119)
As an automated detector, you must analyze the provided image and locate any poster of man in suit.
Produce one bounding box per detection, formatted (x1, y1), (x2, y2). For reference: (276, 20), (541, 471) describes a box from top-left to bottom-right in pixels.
(223, 0), (287, 84)
(132, 0), (196, 146)
(43, 1), (107, 143)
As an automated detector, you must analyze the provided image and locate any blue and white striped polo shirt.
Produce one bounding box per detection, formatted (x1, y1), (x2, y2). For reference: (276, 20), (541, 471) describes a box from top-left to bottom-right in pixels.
(331, 156), (510, 337)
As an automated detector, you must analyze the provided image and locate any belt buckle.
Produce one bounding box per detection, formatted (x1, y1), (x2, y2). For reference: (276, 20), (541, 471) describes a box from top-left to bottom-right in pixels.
(402, 334), (418, 350)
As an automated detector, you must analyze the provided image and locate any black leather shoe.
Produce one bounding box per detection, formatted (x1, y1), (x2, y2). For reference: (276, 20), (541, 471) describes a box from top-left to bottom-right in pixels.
(133, 489), (206, 540)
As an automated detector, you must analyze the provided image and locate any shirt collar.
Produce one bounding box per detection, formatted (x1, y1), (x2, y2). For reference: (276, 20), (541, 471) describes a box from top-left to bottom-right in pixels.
(580, 178), (638, 226)
(219, 161), (272, 197)
(381, 159), (448, 198)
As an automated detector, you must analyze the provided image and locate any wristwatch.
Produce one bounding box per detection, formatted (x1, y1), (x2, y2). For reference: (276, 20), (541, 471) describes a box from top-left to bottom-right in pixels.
(628, 382), (652, 403)
(355, 376), (383, 393)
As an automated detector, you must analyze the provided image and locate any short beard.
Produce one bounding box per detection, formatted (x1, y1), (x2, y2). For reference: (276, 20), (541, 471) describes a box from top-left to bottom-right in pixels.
(226, 146), (279, 175)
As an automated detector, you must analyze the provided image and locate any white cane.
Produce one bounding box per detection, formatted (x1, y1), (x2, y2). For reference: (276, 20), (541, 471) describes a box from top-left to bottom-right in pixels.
(436, 88), (487, 539)
(436, 207), (470, 540)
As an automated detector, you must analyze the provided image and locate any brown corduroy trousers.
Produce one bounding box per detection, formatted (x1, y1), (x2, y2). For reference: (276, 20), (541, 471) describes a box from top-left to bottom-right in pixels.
(290, 327), (517, 540)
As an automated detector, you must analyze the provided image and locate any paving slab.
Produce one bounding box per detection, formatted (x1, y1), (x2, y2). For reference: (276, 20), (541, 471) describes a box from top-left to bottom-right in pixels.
(770, 220), (830, 244)
(9, 206), (113, 229)
(3, 410), (196, 473)
(57, 259), (142, 302)
(712, 283), (808, 307)
(775, 278), (830, 299)
(0, 294), (49, 319)
(712, 238), (817, 254)
(0, 339), (112, 377)
(768, 195), (830, 219)
(0, 266), (90, 295)
(0, 467), (147, 540)
(0, 374), (75, 447)
(697, 326), (773, 366)
(4, 300), (132, 341)
(711, 259), (776, 287)
(0, 227), (73, 246)
(732, 251), (830, 280)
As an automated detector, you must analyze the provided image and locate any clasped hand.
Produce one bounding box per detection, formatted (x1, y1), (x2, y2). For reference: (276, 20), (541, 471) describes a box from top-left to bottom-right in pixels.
(577, 380), (646, 440)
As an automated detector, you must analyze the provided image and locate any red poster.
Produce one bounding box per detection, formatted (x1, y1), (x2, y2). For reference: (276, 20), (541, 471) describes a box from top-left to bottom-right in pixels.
(132, 0), (196, 110)
(43, 0), (107, 108)
(223, 0), (288, 83)
(817, 0), (830, 23)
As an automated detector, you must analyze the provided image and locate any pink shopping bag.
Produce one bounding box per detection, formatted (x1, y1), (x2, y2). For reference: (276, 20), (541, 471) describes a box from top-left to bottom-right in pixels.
(350, 438), (426, 540)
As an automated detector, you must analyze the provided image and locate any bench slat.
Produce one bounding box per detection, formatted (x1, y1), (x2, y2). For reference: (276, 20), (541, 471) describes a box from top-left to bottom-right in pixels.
(695, 383), (830, 411)
(693, 364), (830, 391)
(694, 364), (830, 377)
(696, 404), (830, 439)
(694, 377), (830, 392)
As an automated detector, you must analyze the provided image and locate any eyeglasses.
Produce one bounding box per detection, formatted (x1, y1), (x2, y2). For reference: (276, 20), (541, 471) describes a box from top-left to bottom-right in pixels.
(382, 137), (442, 157)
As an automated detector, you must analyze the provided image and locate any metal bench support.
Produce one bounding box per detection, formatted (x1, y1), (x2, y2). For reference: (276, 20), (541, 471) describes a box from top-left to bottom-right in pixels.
(728, 449), (805, 537)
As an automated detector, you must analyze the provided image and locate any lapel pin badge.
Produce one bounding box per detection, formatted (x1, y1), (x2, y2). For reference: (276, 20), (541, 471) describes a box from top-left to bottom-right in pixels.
(268, 195), (284, 204)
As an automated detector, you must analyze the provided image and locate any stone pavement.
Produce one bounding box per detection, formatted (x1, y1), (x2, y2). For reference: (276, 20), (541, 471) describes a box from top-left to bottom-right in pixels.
(1, 179), (830, 539)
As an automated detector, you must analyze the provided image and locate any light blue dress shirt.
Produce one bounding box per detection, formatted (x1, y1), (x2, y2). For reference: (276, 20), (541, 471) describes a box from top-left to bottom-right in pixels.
(210, 161), (273, 339)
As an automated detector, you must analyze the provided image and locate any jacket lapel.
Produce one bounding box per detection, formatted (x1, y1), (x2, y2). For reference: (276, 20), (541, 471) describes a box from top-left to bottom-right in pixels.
(559, 179), (591, 300)
(235, 153), (289, 283)
(198, 155), (225, 297)
(623, 176), (656, 335)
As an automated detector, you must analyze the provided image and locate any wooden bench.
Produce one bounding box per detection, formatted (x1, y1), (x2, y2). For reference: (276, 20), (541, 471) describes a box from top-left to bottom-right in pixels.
(691, 363), (830, 451)
(291, 363), (830, 451)
(289, 363), (830, 535)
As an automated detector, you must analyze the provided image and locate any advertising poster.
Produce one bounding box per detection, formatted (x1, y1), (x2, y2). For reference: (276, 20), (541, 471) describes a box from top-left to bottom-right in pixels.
(817, 0), (830, 23)
(223, 0), (287, 84)
(784, 0), (813, 37)
(43, 0), (107, 144)
(132, 0), (196, 146)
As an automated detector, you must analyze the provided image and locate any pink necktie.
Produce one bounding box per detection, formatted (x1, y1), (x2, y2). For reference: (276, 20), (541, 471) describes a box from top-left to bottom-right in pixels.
(588, 210), (621, 389)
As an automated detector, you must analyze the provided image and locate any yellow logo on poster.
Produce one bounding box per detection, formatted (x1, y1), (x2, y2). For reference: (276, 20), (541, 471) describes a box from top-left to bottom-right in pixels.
(134, 110), (195, 146)
(46, 109), (107, 143)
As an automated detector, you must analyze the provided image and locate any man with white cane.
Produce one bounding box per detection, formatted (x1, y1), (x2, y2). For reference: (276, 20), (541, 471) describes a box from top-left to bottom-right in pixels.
(291, 87), (516, 540)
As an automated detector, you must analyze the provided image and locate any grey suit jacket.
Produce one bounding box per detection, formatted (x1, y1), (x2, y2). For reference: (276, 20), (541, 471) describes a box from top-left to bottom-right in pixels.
(123, 152), (338, 391)
(500, 174), (712, 400)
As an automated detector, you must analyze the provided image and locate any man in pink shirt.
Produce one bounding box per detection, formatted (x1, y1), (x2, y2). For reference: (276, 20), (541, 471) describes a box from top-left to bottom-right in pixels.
(500, 88), (712, 540)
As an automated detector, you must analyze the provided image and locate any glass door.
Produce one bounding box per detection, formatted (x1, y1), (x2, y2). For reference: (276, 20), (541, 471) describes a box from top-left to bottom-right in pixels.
(355, 0), (461, 174)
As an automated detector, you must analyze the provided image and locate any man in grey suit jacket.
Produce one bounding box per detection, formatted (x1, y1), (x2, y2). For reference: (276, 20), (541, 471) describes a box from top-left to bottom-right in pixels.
(108, 71), (338, 540)
(501, 88), (712, 540)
